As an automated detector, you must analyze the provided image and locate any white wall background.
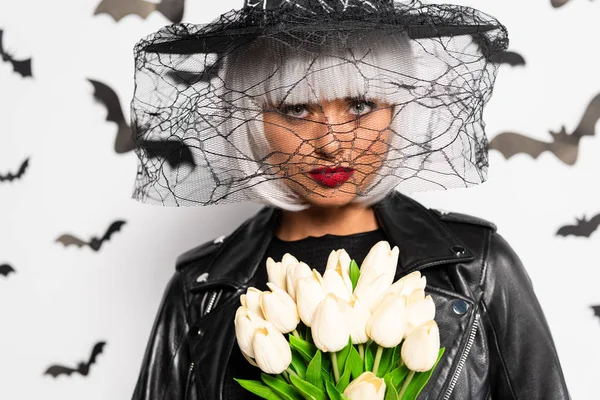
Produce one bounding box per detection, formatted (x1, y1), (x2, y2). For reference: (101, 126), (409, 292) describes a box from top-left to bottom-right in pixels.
(0, 0), (598, 399)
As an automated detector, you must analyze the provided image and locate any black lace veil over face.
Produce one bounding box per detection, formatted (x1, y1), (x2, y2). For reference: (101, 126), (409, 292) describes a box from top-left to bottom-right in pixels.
(130, 0), (508, 209)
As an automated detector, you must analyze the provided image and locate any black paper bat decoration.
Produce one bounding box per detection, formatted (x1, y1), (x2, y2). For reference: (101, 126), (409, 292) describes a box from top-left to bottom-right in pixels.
(94, 0), (184, 23)
(592, 305), (600, 321)
(88, 78), (133, 154)
(489, 92), (600, 165)
(556, 213), (600, 238)
(0, 157), (29, 182)
(0, 29), (32, 78)
(551, 0), (595, 8)
(55, 220), (126, 251)
(0, 264), (16, 277)
(44, 341), (106, 378)
(488, 51), (526, 67)
(89, 79), (196, 169)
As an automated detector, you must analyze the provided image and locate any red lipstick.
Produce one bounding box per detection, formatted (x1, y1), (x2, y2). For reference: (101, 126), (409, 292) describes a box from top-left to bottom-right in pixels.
(308, 166), (354, 188)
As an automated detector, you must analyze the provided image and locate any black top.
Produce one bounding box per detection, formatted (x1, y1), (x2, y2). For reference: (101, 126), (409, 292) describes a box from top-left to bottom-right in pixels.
(223, 227), (388, 398)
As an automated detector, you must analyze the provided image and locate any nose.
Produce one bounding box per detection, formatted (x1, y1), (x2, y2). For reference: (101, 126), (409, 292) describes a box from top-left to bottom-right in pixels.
(311, 108), (354, 159)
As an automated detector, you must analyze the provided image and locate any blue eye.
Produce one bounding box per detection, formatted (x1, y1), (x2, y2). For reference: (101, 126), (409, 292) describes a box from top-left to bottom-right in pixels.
(349, 100), (376, 115)
(280, 104), (309, 118)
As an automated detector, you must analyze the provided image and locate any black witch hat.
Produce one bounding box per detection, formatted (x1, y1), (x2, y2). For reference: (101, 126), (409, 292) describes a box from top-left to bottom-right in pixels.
(141, 0), (507, 56)
(130, 0), (508, 208)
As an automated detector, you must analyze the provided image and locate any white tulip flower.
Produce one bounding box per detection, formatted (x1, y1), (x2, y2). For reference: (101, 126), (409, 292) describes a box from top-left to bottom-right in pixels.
(266, 257), (288, 291)
(285, 261), (311, 301)
(240, 287), (264, 318)
(260, 283), (300, 333)
(311, 294), (351, 353)
(252, 321), (293, 374)
(360, 241), (399, 279)
(326, 249), (351, 275)
(354, 242), (400, 310)
(405, 294), (436, 337)
(354, 269), (395, 311)
(388, 271), (427, 297)
(366, 292), (407, 348)
(234, 306), (267, 359)
(296, 270), (327, 327)
(343, 371), (386, 400)
(401, 320), (440, 372)
(346, 297), (371, 344)
(323, 260), (353, 302)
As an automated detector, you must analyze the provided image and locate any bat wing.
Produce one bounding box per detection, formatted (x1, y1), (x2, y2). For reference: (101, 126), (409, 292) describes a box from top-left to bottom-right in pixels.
(55, 234), (88, 248)
(556, 224), (580, 237)
(488, 132), (552, 160)
(571, 92), (600, 139)
(0, 264), (16, 277)
(101, 220), (126, 242)
(143, 140), (196, 169)
(588, 213), (600, 235)
(88, 79), (126, 126)
(0, 158), (29, 182)
(11, 57), (32, 78)
(94, 0), (155, 21)
(44, 365), (77, 378)
(156, 0), (185, 23)
(488, 51), (526, 67)
(550, 0), (570, 8)
(86, 341), (106, 367)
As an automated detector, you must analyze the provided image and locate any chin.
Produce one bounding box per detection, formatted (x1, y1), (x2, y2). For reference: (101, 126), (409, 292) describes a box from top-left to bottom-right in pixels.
(293, 185), (361, 209)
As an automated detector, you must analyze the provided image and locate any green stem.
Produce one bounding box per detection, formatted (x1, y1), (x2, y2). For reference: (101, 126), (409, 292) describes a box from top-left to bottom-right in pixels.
(358, 344), (365, 362)
(330, 352), (341, 383)
(398, 358), (405, 369)
(282, 370), (291, 384)
(398, 370), (415, 399)
(292, 329), (301, 339)
(372, 346), (384, 376)
(286, 367), (299, 378)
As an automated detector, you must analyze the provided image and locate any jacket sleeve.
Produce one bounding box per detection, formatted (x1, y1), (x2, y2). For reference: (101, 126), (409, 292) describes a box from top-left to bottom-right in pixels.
(481, 232), (570, 400)
(132, 270), (192, 400)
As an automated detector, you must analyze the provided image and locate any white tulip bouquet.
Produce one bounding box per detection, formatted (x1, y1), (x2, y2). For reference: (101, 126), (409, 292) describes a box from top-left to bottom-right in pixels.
(234, 241), (444, 400)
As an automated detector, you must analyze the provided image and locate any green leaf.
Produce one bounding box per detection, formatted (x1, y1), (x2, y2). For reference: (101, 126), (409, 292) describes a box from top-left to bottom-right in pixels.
(289, 373), (327, 400)
(234, 378), (281, 400)
(306, 350), (323, 390)
(325, 380), (342, 400)
(337, 338), (352, 373)
(390, 344), (401, 368)
(347, 346), (364, 380)
(400, 347), (446, 400)
(384, 376), (400, 400)
(376, 347), (394, 378)
(349, 260), (360, 291)
(335, 351), (353, 393)
(291, 350), (307, 380)
(261, 373), (303, 400)
(384, 365), (409, 389)
(290, 335), (317, 363)
(364, 344), (374, 372)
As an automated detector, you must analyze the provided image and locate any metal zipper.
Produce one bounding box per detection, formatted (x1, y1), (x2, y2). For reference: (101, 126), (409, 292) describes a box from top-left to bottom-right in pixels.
(443, 313), (480, 400)
(204, 290), (221, 315)
(184, 362), (195, 399)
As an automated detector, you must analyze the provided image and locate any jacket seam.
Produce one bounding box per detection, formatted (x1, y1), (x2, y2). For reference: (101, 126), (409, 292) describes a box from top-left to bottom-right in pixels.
(160, 271), (191, 400)
(481, 298), (517, 400)
(479, 230), (518, 400)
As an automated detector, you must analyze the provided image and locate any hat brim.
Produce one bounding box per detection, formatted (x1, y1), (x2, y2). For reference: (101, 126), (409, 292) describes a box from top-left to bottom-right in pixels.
(145, 22), (502, 55)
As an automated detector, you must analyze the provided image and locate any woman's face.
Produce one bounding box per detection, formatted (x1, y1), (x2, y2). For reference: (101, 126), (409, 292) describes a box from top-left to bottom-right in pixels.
(262, 97), (393, 207)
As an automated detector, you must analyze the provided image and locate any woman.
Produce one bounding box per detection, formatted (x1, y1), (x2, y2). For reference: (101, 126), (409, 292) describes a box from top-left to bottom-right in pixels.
(130, 1), (570, 399)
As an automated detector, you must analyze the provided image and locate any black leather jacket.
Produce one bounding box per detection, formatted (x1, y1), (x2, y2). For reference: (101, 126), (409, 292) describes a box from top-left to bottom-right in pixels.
(132, 192), (570, 400)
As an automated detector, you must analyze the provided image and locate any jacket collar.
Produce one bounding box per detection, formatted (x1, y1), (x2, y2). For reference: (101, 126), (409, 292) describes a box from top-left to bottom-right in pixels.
(194, 191), (474, 290)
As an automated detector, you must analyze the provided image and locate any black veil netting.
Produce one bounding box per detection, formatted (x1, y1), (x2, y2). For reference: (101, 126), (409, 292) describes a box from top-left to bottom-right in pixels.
(130, 0), (508, 208)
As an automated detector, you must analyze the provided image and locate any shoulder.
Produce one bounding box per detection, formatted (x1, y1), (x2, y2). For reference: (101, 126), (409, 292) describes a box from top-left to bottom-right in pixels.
(175, 235), (227, 272)
(429, 208), (498, 232)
